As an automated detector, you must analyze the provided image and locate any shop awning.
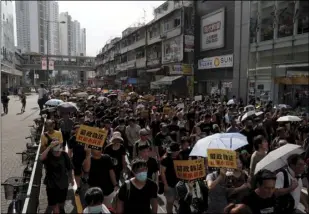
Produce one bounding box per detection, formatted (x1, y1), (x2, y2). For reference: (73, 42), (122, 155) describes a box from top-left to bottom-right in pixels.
(151, 75), (182, 86)
(146, 68), (161, 73)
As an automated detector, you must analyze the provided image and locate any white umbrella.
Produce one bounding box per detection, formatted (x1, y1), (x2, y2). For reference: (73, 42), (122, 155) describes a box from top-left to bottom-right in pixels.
(254, 144), (304, 174)
(274, 104), (292, 109)
(227, 99), (235, 105)
(97, 96), (108, 101)
(136, 104), (145, 109)
(277, 115), (302, 122)
(45, 99), (63, 107)
(244, 105), (255, 112)
(189, 133), (248, 157)
(76, 92), (88, 98)
(88, 95), (96, 100)
(241, 110), (256, 122)
(255, 111), (264, 117)
(60, 92), (70, 96)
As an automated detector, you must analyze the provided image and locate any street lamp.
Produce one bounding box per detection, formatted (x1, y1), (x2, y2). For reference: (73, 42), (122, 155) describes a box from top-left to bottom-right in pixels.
(44, 20), (66, 85)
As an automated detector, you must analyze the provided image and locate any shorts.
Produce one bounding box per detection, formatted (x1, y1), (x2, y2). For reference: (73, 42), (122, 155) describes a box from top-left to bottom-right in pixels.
(72, 159), (83, 176)
(46, 187), (68, 206)
(164, 186), (177, 200)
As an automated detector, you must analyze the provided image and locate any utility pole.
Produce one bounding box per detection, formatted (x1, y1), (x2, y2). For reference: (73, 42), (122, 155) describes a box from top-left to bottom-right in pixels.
(46, 21), (50, 85)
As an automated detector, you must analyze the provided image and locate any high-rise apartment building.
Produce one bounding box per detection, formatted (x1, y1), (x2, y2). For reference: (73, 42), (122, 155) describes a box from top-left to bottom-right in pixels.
(80, 28), (86, 56)
(1, 0), (15, 57)
(15, 1), (59, 55)
(71, 20), (81, 56)
(59, 12), (73, 56)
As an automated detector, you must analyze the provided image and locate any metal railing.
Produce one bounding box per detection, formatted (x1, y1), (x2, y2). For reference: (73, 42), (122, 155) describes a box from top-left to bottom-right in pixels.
(21, 120), (46, 214)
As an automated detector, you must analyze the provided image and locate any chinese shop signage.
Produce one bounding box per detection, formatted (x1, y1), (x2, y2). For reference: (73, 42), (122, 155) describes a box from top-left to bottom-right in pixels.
(76, 125), (108, 150)
(207, 149), (237, 169)
(173, 159), (206, 181)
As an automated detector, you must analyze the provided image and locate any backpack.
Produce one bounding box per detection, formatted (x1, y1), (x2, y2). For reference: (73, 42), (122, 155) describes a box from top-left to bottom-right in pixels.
(275, 169), (295, 214)
(112, 180), (131, 210)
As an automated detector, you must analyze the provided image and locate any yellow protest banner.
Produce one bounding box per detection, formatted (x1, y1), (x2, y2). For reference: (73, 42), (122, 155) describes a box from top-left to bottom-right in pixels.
(76, 125), (108, 150)
(207, 149), (237, 169)
(163, 107), (171, 115)
(173, 159), (206, 181)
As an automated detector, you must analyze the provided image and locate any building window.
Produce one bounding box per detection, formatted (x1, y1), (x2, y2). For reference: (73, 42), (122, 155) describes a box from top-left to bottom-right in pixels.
(260, 1), (274, 41)
(298, 1), (309, 34)
(277, 1), (294, 38)
(250, 2), (259, 43)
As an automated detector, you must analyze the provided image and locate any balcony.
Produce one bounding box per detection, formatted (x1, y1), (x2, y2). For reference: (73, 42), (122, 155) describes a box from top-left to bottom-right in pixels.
(146, 58), (160, 67)
(136, 57), (146, 68)
(127, 39), (146, 52)
(126, 59), (136, 69)
(148, 34), (161, 46)
(161, 27), (181, 40)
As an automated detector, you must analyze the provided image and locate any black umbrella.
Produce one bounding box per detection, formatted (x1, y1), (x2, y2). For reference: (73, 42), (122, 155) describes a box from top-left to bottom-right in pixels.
(57, 102), (78, 113)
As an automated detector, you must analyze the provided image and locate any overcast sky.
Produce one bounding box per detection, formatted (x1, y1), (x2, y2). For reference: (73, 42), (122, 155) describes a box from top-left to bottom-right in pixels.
(58, 1), (164, 56)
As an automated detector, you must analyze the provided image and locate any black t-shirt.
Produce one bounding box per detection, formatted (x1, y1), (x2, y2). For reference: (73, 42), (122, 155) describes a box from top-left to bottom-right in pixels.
(118, 179), (158, 214)
(178, 148), (192, 160)
(242, 191), (276, 214)
(240, 129), (256, 153)
(168, 124), (180, 133)
(154, 132), (172, 157)
(161, 155), (179, 187)
(147, 157), (159, 179)
(198, 122), (213, 136)
(104, 144), (126, 171)
(68, 136), (86, 163)
(88, 154), (114, 196)
(42, 151), (72, 189)
(150, 120), (161, 138)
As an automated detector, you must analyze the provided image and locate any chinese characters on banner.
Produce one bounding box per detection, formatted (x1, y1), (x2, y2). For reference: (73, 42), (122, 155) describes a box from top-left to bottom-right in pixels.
(173, 159), (206, 181)
(207, 149), (237, 169)
(76, 125), (108, 150)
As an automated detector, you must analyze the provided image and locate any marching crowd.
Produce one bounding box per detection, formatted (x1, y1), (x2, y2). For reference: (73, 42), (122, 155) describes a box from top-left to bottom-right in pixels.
(38, 88), (309, 214)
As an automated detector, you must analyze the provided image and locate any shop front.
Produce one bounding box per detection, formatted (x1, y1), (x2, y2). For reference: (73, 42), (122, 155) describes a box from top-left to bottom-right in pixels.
(196, 54), (234, 97)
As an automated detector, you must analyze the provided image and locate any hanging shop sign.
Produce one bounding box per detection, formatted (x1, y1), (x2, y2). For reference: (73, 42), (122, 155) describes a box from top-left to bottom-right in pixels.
(198, 54), (233, 70)
(41, 57), (47, 70)
(200, 8), (225, 51)
(169, 64), (193, 75)
(49, 60), (54, 70)
(184, 35), (194, 52)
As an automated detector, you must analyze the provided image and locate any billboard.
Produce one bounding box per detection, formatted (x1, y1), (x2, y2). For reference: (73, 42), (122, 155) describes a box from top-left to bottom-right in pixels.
(200, 8), (225, 51)
(198, 54), (233, 70)
(41, 57), (47, 70)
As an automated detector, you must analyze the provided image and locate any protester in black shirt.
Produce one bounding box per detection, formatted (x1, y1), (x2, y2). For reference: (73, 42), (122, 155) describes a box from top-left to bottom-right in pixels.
(84, 149), (119, 208)
(197, 114), (213, 136)
(178, 136), (192, 160)
(138, 144), (159, 182)
(154, 123), (172, 158)
(160, 142), (180, 214)
(242, 169), (277, 214)
(68, 125), (87, 194)
(104, 132), (127, 182)
(150, 113), (161, 138)
(41, 141), (73, 214)
(240, 120), (256, 154)
(1, 92), (9, 114)
(116, 159), (158, 214)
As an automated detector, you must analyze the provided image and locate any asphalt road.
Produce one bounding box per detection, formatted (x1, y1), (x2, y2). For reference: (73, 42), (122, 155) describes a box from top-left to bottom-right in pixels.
(1, 94), (40, 213)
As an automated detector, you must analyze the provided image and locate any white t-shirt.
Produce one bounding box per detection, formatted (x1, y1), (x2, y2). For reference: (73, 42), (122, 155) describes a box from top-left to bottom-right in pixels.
(275, 168), (303, 209)
(38, 88), (48, 99)
(83, 204), (110, 214)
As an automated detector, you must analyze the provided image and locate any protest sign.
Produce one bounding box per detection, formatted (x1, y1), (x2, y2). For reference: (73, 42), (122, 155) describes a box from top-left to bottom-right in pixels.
(173, 159), (206, 181)
(76, 125), (108, 150)
(207, 149), (237, 169)
(194, 95), (202, 101)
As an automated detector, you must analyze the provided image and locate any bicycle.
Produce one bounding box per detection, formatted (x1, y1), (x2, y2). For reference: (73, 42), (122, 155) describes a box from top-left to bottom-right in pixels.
(16, 152), (36, 183)
(1, 177), (28, 214)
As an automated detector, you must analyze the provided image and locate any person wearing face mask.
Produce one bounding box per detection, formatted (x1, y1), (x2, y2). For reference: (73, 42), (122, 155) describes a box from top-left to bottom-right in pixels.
(83, 187), (111, 214)
(154, 123), (172, 159)
(115, 159), (158, 214)
(138, 145), (159, 184)
(160, 142), (180, 214)
(178, 136), (192, 160)
(41, 139), (74, 214)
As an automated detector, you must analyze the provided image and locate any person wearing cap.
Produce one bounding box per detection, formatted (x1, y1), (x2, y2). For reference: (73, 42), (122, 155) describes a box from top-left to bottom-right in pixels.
(160, 142), (180, 214)
(133, 128), (151, 159)
(41, 131), (74, 214)
(104, 132), (126, 182)
(125, 117), (141, 159)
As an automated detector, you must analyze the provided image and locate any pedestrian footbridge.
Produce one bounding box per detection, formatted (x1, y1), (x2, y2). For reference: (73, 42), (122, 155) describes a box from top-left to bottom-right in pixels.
(21, 54), (95, 71)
